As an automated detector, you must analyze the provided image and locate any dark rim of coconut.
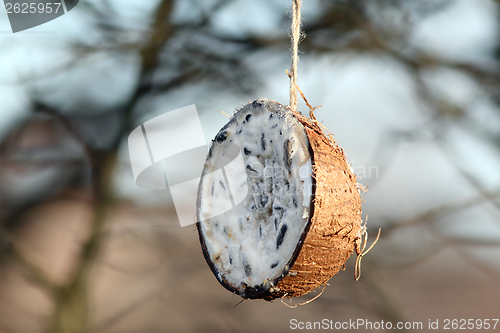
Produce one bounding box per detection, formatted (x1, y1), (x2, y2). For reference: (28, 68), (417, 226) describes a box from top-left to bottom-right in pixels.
(196, 99), (317, 300)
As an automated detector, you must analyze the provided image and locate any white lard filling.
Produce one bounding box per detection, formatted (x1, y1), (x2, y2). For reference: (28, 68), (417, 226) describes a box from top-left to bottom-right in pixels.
(198, 100), (312, 290)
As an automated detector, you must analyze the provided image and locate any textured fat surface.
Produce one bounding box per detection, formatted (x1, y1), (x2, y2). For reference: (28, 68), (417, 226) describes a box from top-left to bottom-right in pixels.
(198, 100), (312, 292)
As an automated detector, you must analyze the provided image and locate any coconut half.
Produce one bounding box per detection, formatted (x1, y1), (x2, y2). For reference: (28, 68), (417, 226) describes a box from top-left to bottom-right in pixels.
(197, 99), (362, 300)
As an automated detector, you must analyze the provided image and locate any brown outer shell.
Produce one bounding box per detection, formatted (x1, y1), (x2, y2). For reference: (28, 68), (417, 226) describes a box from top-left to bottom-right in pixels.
(270, 112), (363, 299)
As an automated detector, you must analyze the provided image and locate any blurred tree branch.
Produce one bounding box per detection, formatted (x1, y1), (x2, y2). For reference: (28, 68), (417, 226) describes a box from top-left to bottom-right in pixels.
(3, 232), (58, 295)
(0, 1), (498, 332)
(45, 1), (177, 332)
(385, 188), (500, 231)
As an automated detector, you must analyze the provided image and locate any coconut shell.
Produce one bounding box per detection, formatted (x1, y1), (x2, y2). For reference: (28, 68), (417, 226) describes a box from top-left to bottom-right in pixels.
(197, 100), (363, 301)
(268, 112), (363, 299)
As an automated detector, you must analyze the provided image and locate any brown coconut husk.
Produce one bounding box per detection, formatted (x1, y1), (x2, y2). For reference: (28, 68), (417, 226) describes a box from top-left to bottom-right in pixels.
(265, 111), (363, 299)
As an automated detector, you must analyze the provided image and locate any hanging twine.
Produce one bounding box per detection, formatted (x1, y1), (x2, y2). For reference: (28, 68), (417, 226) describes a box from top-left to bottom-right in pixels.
(289, 0), (302, 112)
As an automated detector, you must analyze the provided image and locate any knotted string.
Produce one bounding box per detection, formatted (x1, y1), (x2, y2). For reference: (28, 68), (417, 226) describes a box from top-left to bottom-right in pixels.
(289, 0), (302, 112)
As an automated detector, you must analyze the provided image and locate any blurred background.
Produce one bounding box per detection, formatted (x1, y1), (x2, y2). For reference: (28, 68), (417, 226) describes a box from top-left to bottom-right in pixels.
(1, 0), (499, 332)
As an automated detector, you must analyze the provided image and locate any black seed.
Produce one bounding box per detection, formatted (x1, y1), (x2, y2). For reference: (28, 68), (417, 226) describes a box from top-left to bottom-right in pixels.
(252, 100), (263, 108)
(215, 131), (227, 143)
(223, 227), (227, 235)
(276, 224), (288, 249)
(244, 262), (252, 277)
(293, 197), (298, 208)
(244, 148), (252, 155)
(219, 180), (226, 190)
(211, 183), (215, 196)
(259, 225), (262, 238)
(279, 130), (282, 134)
(272, 124), (278, 129)
(261, 133), (266, 151)
(271, 262), (279, 269)
(274, 217), (279, 229)
(247, 164), (258, 173)
(229, 256), (233, 264)
(283, 139), (292, 174)
(269, 113), (274, 119)
(245, 114), (252, 121)
(236, 128), (242, 135)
